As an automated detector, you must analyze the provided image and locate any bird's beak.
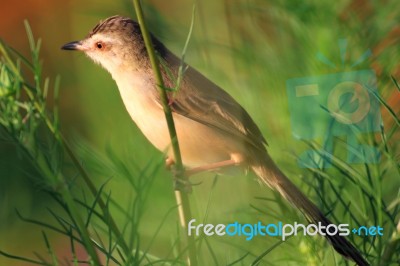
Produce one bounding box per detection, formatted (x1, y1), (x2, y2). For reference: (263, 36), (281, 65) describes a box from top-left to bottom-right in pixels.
(61, 41), (83, 51)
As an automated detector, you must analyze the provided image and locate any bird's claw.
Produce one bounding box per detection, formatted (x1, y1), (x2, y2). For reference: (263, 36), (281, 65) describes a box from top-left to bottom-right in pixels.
(173, 176), (193, 193)
(166, 157), (202, 193)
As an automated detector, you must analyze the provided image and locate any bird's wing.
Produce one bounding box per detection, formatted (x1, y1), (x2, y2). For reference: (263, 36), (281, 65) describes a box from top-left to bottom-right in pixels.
(159, 50), (268, 152)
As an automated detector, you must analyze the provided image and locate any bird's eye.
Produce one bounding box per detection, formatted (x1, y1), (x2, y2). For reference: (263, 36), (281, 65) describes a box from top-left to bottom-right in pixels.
(96, 42), (104, 49)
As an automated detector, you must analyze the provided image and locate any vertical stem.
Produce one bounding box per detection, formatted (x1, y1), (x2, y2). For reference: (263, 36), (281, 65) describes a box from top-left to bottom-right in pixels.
(132, 1), (198, 265)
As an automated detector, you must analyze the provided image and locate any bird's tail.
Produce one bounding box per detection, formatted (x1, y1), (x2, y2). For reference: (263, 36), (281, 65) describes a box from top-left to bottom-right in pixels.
(251, 155), (369, 266)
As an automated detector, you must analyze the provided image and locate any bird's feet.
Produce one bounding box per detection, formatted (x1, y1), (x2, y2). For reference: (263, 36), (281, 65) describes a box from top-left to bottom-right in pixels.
(165, 157), (193, 193)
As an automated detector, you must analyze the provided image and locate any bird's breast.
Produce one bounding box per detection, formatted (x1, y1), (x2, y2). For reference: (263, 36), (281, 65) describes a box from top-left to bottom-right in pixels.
(115, 74), (170, 150)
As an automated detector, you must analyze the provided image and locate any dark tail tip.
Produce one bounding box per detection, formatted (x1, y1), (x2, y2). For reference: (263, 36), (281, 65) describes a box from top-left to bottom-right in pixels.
(252, 158), (369, 265)
(312, 212), (369, 265)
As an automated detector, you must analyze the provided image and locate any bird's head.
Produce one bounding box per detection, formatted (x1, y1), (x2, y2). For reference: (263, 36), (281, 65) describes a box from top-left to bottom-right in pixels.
(62, 15), (149, 74)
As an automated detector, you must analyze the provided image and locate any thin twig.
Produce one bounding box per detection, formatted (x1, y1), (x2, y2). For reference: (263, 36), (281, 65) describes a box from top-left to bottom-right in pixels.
(132, 1), (198, 265)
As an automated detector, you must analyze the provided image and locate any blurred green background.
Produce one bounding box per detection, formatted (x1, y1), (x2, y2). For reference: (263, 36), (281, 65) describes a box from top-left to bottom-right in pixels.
(1, 0), (399, 265)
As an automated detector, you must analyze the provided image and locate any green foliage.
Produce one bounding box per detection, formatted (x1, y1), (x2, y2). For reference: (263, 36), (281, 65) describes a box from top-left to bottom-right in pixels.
(1, 1), (400, 265)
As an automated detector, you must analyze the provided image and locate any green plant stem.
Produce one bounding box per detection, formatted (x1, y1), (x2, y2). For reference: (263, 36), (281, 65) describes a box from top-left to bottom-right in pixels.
(132, 1), (197, 265)
(33, 149), (101, 265)
(58, 180), (102, 266)
(62, 137), (131, 256)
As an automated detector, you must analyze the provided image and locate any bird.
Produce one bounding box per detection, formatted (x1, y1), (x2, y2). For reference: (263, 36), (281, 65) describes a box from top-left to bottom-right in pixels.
(61, 15), (369, 265)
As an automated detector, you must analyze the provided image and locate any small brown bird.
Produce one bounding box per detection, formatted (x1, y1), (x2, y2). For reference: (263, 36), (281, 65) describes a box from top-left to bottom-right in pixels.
(62, 15), (368, 265)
